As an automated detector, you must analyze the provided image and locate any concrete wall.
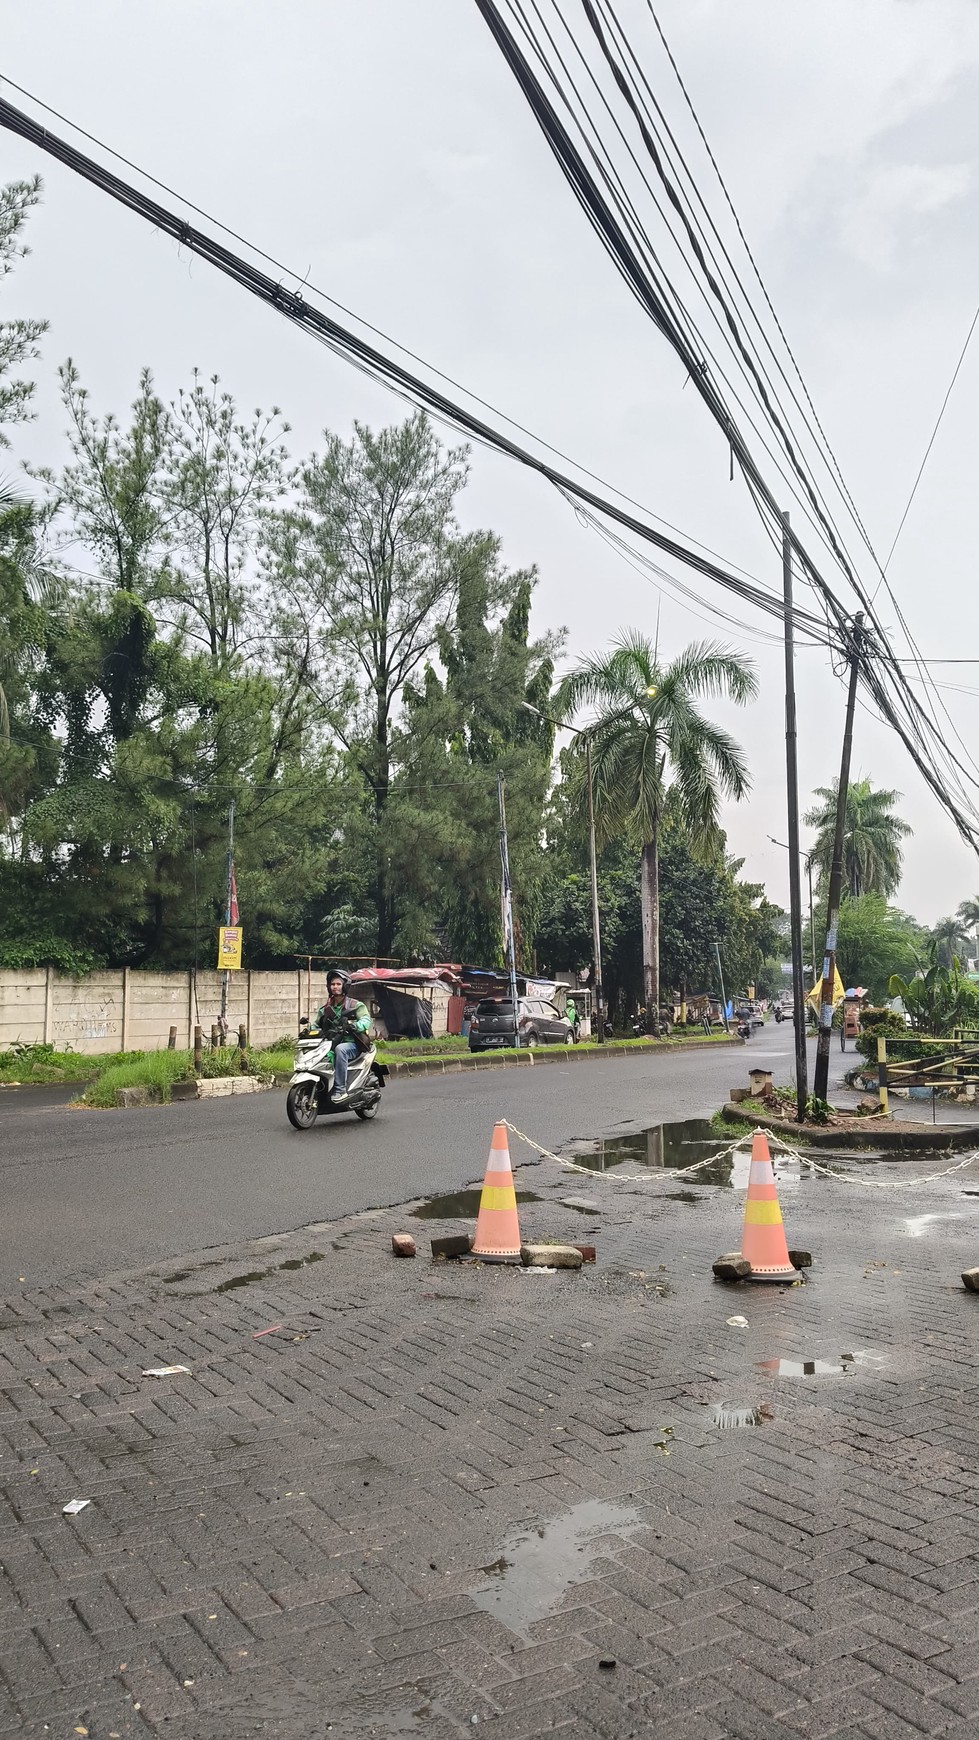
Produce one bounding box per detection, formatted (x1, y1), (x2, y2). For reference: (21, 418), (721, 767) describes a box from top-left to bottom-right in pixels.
(0, 967), (305, 1056)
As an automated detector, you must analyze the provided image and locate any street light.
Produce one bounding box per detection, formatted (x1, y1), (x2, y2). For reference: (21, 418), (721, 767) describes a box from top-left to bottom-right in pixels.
(523, 702), (605, 1043)
(768, 835), (816, 978)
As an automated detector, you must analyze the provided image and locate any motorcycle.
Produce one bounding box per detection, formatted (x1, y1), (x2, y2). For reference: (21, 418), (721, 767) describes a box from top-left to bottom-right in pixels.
(286, 1024), (388, 1130)
(773, 1004), (784, 1024)
(632, 1007), (673, 1039)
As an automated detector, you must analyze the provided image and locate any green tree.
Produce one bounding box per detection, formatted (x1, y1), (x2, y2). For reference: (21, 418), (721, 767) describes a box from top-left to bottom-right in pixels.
(931, 914), (970, 969)
(268, 412), (516, 956)
(558, 633), (757, 1009)
(956, 896), (979, 959)
(805, 776), (911, 899)
(834, 892), (925, 1002)
(889, 946), (979, 1036)
(391, 561), (558, 963)
(0, 177), (47, 439)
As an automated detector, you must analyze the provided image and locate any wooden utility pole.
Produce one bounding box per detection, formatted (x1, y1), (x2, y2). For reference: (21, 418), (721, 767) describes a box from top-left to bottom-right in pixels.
(812, 615), (864, 1104)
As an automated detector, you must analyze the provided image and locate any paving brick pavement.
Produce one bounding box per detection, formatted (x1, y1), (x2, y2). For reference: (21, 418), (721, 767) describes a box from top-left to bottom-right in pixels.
(1, 1136), (979, 1737)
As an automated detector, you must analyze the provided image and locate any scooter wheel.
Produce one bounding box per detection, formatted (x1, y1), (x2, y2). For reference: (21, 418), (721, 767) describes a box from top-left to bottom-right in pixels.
(355, 1101), (379, 1120)
(286, 1083), (319, 1129)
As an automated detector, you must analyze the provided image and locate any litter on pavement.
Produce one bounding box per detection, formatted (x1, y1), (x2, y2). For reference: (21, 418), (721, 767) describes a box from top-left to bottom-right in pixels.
(62, 1498), (91, 1515)
(142, 1364), (190, 1376)
(726, 1315), (749, 1328)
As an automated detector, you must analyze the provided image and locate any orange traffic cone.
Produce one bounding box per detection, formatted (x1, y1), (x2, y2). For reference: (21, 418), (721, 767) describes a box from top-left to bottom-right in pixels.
(741, 1131), (796, 1282)
(471, 1123), (522, 1263)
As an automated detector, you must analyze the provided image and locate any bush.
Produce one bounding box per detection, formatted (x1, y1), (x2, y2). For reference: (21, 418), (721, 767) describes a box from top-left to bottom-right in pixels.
(854, 1009), (907, 1062)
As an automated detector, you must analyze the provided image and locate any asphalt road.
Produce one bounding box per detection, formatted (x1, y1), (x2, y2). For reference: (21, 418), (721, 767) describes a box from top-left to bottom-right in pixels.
(0, 1028), (806, 1291)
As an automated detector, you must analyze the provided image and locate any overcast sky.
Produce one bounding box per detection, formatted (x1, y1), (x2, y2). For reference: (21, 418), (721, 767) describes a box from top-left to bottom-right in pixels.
(3, 0), (979, 926)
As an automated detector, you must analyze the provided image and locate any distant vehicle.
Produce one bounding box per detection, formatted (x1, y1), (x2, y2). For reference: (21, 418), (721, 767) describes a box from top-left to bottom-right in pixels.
(468, 996), (575, 1051)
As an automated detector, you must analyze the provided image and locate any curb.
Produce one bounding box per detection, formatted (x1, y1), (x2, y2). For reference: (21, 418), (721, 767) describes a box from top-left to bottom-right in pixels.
(382, 1035), (742, 1078)
(721, 1100), (979, 1152)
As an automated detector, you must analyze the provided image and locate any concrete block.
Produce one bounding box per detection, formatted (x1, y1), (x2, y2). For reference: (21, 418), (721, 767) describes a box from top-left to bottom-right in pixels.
(430, 1234), (472, 1261)
(392, 1234), (416, 1258)
(729, 1087), (749, 1103)
(712, 1252), (751, 1282)
(788, 1250), (813, 1269)
(114, 1085), (161, 1108)
(962, 1268), (979, 1293)
(520, 1244), (583, 1269)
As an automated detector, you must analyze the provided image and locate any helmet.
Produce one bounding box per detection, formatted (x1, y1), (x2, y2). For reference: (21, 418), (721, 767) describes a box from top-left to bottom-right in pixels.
(326, 966), (349, 990)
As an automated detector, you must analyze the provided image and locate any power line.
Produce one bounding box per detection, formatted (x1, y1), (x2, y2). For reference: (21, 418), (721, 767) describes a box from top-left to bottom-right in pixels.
(0, 88), (839, 652)
(877, 297), (979, 581)
(4, 80), (979, 855)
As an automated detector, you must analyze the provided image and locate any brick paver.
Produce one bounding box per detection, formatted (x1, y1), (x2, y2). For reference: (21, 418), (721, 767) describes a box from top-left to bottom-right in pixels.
(0, 1135), (978, 1736)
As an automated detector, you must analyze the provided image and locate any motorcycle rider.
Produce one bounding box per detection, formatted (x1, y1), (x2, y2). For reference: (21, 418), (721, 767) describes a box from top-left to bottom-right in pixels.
(314, 969), (372, 1103)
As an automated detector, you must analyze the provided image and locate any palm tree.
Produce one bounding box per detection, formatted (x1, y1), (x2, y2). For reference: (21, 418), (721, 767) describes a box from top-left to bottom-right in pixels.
(932, 915), (970, 969)
(956, 897), (979, 962)
(558, 633), (757, 1010)
(805, 776), (911, 899)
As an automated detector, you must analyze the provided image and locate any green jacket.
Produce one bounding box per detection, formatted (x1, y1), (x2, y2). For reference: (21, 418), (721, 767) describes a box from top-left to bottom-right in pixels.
(314, 995), (371, 1040)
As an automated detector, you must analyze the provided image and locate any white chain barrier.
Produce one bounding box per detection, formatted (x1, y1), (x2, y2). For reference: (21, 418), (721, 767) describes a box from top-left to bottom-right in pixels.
(502, 1119), (979, 1192)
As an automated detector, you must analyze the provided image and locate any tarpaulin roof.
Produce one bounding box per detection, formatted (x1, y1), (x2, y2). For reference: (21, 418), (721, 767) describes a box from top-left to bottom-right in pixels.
(348, 966), (461, 987)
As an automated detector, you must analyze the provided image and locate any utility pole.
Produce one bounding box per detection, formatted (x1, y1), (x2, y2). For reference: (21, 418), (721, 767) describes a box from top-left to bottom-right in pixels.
(805, 852), (816, 979)
(584, 739), (605, 1043)
(812, 614), (864, 1104)
(781, 513), (808, 1120)
(219, 798), (235, 1031)
(497, 772), (520, 1045)
(713, 941), (729, 1033)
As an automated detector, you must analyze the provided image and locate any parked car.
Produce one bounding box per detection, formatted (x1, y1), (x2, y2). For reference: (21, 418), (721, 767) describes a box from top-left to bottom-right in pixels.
(468, 996), (575, 1051)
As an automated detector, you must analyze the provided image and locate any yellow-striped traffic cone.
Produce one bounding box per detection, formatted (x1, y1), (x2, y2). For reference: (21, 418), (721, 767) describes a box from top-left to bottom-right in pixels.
(741, 1131), (796, 1282)
(471, 1123), (522, 1263)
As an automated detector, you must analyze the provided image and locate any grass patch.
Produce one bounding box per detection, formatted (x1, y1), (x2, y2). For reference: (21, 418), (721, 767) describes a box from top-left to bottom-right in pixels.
(0, 1042), (124, 1086)
(82, 1050), (193, 1107)
(253, 1046), (295, 1075)
(709, 1104), (803, 1146)
(79, 1041), (296, 1106)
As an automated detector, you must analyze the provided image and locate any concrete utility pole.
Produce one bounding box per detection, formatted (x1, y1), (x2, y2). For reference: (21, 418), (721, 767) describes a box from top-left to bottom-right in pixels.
(713, 941), (729, 1033)
(219, 799), (235, 1031)
(781, 513), (808, 1120)
(497, 772), (520, 1045)
(583, 738), (605, 1043)
(812, 615), (864, 1104)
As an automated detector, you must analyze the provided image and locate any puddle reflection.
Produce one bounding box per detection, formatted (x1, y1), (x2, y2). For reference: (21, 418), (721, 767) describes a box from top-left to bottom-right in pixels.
(758, 1350), (884, 1377)
(470, 1498), (644, 1640)
(563, 1118), (819, 1188)
(412, 1189), (540, 1219)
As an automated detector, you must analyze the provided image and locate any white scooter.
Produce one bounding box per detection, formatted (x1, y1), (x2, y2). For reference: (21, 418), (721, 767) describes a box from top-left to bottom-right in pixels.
(286, 1027), (387, 1129)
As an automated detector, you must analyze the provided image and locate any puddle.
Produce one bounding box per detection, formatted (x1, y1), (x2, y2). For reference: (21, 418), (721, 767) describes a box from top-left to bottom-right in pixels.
(412, 1189), (540, 1219)
(562, 1118), (820, 1188)
(214, 1252), (325, 1292)
(758, 1350), (883, 1378)
(469, 1497), (644, 1639)
(709, 1401), (765, 1428)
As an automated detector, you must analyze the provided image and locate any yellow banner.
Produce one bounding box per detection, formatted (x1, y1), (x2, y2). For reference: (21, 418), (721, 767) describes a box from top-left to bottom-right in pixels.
(807, 965), (844, 1011)
(217, 925), (243, 970)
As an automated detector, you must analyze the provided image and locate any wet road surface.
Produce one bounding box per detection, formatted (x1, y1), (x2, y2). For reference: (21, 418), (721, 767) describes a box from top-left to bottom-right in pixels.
(0, 1029), (797, 1290)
